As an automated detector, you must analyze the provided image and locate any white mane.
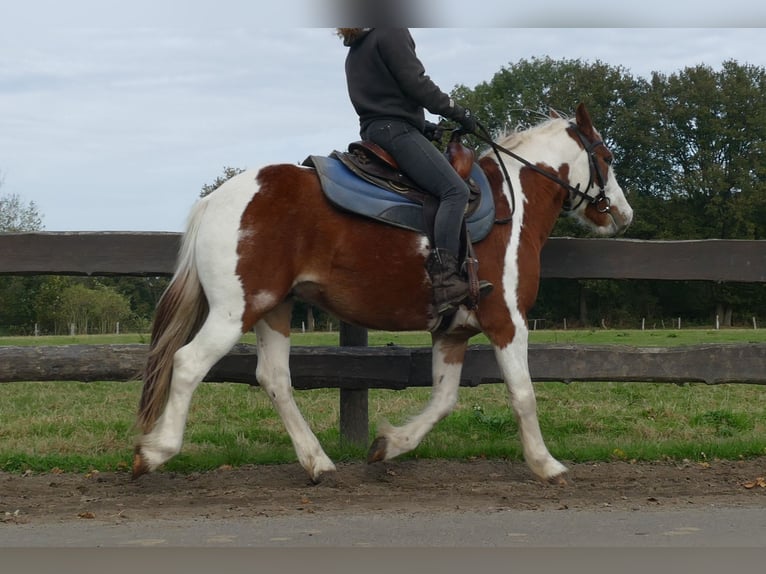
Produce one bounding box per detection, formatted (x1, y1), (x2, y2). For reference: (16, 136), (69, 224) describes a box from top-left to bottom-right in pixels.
(489, 116), (571, 154)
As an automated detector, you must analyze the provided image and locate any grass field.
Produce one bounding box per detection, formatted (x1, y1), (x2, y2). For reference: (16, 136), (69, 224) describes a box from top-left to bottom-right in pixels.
(1, 329), (764, 473)
(3, 326), (766, 347)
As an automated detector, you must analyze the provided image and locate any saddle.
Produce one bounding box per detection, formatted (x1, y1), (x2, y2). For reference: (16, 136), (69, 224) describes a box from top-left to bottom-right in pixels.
(334, 137), (483, 221)
(303, 133), (496, 307)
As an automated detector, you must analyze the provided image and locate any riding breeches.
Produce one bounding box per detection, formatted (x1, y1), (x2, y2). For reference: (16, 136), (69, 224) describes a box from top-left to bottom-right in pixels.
(363, 118), (469, 256)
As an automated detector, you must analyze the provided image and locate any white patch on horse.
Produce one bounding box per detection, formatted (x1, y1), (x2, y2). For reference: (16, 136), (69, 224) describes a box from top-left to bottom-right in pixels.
(255, 318), (336, 480)
(249, 291), (278, 314)
(375, 339), (463, 460)
(291, 273), (322, 288)
(196, 169), (264, 315)
(443, 307), (481, 333)
(498, 157), (528, 348)
(137, 170), (266, 471)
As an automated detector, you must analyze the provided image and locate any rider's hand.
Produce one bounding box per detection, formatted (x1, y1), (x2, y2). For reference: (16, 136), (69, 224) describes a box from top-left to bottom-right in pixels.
(453, 105), (477, 134)
(423, 121), (444, 142)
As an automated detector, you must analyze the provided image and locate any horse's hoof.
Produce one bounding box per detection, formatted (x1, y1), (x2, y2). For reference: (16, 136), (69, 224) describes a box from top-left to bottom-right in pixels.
(367, 436), (388, 463)
(131, 450), (149, 480)
(310, 469), (338, 486)
(546, 473), (568, 486)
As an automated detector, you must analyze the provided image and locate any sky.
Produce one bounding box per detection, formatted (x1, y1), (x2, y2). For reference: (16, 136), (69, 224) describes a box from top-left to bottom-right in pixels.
(1, 1), (765, 232)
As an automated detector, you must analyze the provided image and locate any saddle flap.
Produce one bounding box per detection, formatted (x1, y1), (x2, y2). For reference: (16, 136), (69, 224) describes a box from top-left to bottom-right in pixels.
(446, 139), (475, 181)
(309, 154), (496, 244)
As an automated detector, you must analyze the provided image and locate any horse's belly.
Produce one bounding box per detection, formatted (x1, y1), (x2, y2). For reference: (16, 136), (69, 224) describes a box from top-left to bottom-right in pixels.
(292, 266), (435, 332)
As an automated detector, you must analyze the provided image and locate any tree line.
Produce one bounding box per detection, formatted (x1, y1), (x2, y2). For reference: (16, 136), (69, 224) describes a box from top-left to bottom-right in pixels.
(0, 189), (168, 335)
(454, 57), (766, 328)
(1, 57), (765, 334)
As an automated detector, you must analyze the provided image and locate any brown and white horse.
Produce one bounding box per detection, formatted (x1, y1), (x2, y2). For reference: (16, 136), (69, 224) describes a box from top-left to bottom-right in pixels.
(133, 103), (632, 484)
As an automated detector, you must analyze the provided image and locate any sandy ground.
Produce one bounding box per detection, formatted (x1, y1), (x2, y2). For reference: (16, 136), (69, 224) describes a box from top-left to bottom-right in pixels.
(2, 457), (765, 525)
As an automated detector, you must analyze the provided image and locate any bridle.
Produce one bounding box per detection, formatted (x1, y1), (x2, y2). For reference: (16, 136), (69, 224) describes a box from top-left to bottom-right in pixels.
(565, 125), (611, 213)
(470, 121), (612, 220)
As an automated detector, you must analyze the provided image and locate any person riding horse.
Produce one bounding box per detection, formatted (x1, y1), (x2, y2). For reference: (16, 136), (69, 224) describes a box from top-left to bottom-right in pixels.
(337, 27), (492, 316)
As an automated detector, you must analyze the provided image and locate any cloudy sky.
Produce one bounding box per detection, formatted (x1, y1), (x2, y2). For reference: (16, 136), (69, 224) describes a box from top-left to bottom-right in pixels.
(1, 1), (765, 232)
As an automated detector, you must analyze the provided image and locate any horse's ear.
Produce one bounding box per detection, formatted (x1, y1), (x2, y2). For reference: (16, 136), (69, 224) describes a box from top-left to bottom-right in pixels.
(575, 103), (594, 137)
(549, 108), (561, 119)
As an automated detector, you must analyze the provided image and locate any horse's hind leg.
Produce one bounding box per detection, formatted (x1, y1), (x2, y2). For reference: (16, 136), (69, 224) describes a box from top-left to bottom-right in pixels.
(255, 302), (336, 482)
(368, 334), (467, 462)
(137, 311), (244, 472)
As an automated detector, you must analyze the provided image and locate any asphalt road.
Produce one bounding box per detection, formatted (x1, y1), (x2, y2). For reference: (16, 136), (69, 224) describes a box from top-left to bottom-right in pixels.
(2, 506), (765, 547)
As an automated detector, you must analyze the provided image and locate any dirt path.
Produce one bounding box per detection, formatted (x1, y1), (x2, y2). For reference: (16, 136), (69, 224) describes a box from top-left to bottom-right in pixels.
(2, 457), (765, 525)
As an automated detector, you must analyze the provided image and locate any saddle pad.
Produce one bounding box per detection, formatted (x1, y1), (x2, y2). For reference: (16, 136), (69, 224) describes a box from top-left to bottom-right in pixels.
(309, 155), (496, 242)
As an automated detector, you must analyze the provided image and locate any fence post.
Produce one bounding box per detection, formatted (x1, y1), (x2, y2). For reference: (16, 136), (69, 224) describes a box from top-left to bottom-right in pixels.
(339, 322), (369, 447)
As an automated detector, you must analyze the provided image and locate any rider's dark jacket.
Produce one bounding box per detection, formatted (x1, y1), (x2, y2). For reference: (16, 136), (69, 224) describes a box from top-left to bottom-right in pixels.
(343, 28), (467, 135)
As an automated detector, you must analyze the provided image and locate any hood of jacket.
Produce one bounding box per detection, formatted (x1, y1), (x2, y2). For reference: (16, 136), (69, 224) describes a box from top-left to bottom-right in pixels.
(340, 28), (373, 47)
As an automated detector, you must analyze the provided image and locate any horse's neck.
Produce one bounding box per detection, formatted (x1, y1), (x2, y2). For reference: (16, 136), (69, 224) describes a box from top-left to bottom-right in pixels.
(517, 172), (568, 252)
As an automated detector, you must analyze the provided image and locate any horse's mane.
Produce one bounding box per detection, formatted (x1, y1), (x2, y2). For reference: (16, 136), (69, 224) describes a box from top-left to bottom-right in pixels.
(487, 109), (571, 154)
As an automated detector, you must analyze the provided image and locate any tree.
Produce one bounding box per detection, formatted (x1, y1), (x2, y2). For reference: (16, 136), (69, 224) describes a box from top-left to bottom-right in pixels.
(200, 166), (246, 198)
(645, 62), (766, 325)
(0, 179), (48, 333)
(647, 61), (766, 240)
(454, 58), (766, 327)
(0, 186), (44, 233)
(98, 276), (169, 331)
(54, 283), (132, 335)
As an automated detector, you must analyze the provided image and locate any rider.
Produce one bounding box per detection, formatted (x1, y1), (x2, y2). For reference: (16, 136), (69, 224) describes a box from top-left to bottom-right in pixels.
(337, 27), (491, 316)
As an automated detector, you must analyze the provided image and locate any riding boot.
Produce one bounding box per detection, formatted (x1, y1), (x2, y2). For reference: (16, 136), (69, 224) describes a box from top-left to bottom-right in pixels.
(425, 248), (471, 315)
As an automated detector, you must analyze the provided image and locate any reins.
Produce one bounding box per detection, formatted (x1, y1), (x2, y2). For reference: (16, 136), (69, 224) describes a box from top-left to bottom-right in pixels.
(469, 121), (611, 222)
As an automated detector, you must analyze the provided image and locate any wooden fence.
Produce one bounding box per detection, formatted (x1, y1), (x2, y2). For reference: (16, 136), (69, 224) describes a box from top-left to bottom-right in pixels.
(1, 232), (765, 444)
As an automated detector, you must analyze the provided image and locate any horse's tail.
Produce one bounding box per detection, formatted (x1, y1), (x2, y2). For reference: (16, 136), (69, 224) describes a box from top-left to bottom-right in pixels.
(135, 200), (210, 434)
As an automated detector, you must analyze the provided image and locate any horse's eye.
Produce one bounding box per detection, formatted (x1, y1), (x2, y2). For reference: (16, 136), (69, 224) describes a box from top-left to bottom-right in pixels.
(603, 155), (614, 166)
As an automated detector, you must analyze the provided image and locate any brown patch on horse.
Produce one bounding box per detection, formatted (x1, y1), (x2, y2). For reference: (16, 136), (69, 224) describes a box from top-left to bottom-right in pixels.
(516, 164), (569, 312)
(263, 300), (294, 338)
(131, 447), (149, 479)
(474, 158), (570, 349)
(574, 102), (595, 138)
(433, 332), (469, 365)
(235, 164), (435, 332)
(472, 158), (515, 348)
(479, 156), (512, 223)
(582, 200), (615, 228)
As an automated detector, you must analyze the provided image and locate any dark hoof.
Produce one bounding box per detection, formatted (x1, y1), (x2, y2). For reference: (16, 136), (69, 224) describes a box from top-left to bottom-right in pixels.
(367, 436), (388, 463)
(546, 473), (568, 486)
(131, 448), (149, 480)
(311, 471), (339, 488)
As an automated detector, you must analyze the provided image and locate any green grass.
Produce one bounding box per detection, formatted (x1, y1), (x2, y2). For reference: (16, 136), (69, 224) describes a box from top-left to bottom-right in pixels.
(3, 327), (766, 347)
(1, 379), (764, 474)
(0, 333), (151, 346)
(1, 329), (765, 474)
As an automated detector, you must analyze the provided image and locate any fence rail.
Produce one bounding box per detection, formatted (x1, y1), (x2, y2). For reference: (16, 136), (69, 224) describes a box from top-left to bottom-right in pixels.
(2, 343), (765, 387)
(2, 232), (766, 281)
(1, 232), (765, 443)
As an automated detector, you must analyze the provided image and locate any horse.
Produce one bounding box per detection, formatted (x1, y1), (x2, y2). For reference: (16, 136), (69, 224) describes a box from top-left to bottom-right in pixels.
(132, 102), (633, 484)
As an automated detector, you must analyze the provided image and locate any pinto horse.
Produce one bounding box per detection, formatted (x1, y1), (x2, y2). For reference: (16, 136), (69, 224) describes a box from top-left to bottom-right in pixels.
(133, 103), (633, 484)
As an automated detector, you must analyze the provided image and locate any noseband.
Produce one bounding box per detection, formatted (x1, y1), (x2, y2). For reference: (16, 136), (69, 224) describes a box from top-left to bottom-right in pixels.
(473, 121), (612, 218)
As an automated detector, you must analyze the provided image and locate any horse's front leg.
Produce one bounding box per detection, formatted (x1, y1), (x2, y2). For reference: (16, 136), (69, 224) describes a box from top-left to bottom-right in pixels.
(494, 333), (568, 483)
(368, 334), (467, 462)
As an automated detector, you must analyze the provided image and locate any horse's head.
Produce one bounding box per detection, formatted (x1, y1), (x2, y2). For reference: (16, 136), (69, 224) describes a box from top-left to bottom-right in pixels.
(558, 103), (633, 236)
